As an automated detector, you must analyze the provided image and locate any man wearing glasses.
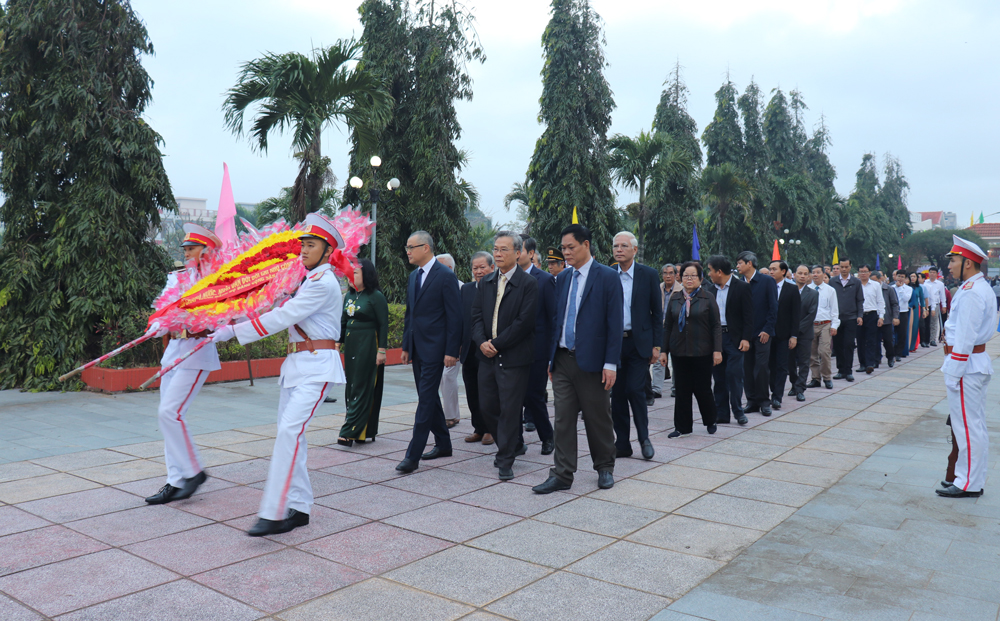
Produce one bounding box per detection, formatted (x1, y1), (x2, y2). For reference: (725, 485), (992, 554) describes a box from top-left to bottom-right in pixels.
(650, 264), (681, 399)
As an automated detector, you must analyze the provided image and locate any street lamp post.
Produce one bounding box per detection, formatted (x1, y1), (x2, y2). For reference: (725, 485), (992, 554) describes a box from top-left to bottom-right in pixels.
(350, 156), (400, 269)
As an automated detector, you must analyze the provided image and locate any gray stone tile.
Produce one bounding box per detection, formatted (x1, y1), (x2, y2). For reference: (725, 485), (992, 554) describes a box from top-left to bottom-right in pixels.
(846, 581), (998, 621)
(748, 460), (848, 487)
(762, 583), (914, 621)
(669, 589), (823, 621)
(57, 579), (264, 621)
(315, 483), (439, 520)
(468, 520), (613, 568)
(533, 496), (664, 538)
(594, 479), (703, 513)
(452, 481), (574, 517)
(671, 451), (766, 474)
(676, 493), (796, 531)
(568, 540), (724, 598)
(0, 592), (43, 621)
(486, 571), (668, 621)
(383, 501), (521, 543)
(775, 447), (868, 470)
(632, 464), (739, 491)
(385, 545), (550, 606)
(279, 577), (472, 621)
(702, 439), (791, 460)
(0, 462), (58, 484)
(628, 514), (764, 561)
(715, 475), (824, 507)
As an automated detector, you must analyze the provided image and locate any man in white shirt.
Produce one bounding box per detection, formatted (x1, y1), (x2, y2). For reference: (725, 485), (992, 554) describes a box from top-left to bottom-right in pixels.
(856, 264), (885, 374)
(808, 265), (840, 389)
(892, 269), (913, 359)
(436, 254), (463, 428)
(927, 266), (947, 346)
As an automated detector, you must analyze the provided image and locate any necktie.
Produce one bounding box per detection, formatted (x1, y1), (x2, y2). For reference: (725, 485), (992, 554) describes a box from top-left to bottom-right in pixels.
(492, 274), (507, 339)
(815, 285), (820, 291)
(565, 271), (581, 350)
(415, 267), (424, 298)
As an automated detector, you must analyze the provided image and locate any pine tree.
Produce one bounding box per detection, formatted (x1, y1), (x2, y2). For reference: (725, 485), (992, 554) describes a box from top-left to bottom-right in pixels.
(0, 0), (176, 389)
(702, 78), (744, 168)
(526, 0), (618, 260)
(762, 88), (799, 176)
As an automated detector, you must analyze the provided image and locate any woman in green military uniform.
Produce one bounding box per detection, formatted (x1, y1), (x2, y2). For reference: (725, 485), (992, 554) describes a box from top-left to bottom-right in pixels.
(338, 259), (389, 446)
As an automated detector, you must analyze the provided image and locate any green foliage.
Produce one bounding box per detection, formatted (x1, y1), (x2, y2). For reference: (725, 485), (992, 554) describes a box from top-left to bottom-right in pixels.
(526, 0), (619, 261)
(252, 186), (341, 228)
(0, 0), (176, 390)
(469, 223), (501, 253)
(223, 39), (393, 223)
(387, 302), (405, 348)
(346, 0), (482, 301)
(902, 228), (987, 271)
(840, 153), (910, 265)
(700, 163), (754, 256)
(702, 79), (744, 168)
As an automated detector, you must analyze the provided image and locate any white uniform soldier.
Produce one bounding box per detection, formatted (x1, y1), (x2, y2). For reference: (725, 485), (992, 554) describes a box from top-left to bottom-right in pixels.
(936, 235), (997, 498)
(212, 213), (347, 535)
(146, 224), (221, 505)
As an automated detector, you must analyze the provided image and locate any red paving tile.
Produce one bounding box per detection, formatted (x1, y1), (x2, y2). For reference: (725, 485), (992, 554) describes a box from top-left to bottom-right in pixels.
(114, 474), (236, 498)
(124, 523), (282, 575)
(0, 592), (43, 621)
(224, 504), (369, 545)
(302, 446), (369, 469)
(315, 484), (440, 520)
(0, 505), (52, 537)
(174, 485), (263, 522)
(66, 504), (214, 546)
(0, 525), (108, 576)
(382, 501), (521, 543)
(17, 487), (142, 523)
(208, 459), (272, 485)
(300, 522), (453, 574)
(56, 579), (264, 621)
(194, 548), (368, 612)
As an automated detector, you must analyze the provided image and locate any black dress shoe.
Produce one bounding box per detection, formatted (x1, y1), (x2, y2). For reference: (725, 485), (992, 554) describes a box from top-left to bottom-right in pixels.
(646, 395), (656, 407)
(514, 443), (528, 457)
(280, 508), (310, 533)
(174, 471), (208, 501)
(247, 518), (282, 537)
(652, 392), (663, 399)
(616, 447), (634, 458)
(541, 439), (554, 455)
(796, 392), (806, 402)
(930, 341), (937, 347)
(736, 414), (748, 425)
(833, 373), (844, 380)
(597, 470), (614, 489)
(707, 425), (717, 434)
(743, 404), (760, 414)
(771, 398), (782, 411)
(532, 476), (572, 494)
(641, 439), (654, 460)
(824, 380), (833, 389)
(145, 483), (182, 505)
(940, 480), (952, 488)
(667, 430), (689, 438)
(395, 458), (418, 473)
(856, 367), (867, 373)
(324, 396), (337, 403)
(888, 359), (894, 368)
(807, 379), (821, 388)
(865, 366), (874, 374)
(525, 422), (536, 432)
(421, 447), (453, 460)
(761, 405), (772, 416)
(498, 467), (514, 481)
(935, 484), (983, 498)
(787, 388), (797, 397)
(845, 375), (855, 382)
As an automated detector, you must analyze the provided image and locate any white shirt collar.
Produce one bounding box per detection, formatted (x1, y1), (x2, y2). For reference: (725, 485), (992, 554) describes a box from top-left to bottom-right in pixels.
(718, 274), (732, 289)
(574, 256), (595, 278)
(619, 261), (635, 277)
(499, 265), (518, 280)
(307, 263), (332, 277)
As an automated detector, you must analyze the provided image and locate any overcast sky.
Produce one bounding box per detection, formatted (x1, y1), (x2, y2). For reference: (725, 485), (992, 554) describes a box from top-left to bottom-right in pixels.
(134, 0), (1000, 229)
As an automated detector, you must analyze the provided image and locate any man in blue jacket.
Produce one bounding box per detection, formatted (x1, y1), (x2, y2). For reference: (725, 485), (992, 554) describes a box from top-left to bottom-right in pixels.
(533, 224), (623, 494)
(396, 231), (463, 473)
(736, 251), (778, 417)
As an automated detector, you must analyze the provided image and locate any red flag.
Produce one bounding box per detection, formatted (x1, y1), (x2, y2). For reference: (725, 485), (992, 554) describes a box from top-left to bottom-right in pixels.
(215, 163), (238, 250)
(898, 256), (902, 270)
(771, 239), (781, 261)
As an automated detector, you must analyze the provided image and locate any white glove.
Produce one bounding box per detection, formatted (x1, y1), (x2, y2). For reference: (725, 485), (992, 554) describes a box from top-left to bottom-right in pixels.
(211, 325), (236, 342)
(944, 372), (961, 391)
(149, 321), (169, 338)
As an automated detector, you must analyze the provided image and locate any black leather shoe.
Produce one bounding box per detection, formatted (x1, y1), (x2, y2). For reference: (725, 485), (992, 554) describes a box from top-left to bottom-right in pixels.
(761, 405), (772, 416)
(667, 430), (689, 438)
(796, 392), (806, 402)
(833, 373), (844, 380)
(324, 396), (337, 403)
(787, 389), (797, 397)
(894, 356), (901, 362)
(279, 508), (310, 533)
(743, 404), (760, 414)
(888, 359), (894, 368)
(824, 380), (833, 389)
(247, 518), (282, 537)
(930, 341), (937, 347)
(541, 439), (554, 455)
(421, 447), (453, 460)
(707, 425), (717, 434)
(736, 414), (748, 425)
(498, 467), (514, 481)
(514, 443), (528, 457)
(395, 458), (418, 473)
(807, 379), (821, 388)
(641, 439), (654, 460)
(845, 375), (855, 382)
(616, 447), (634, 458)
(597, 470), (614, 489)
(940, 480), (952, 488)
(652, 392), (663, 399)
(936, 484), (983, 498)
(865, 366), (874, 374)
(646, 395), (656, 407)
(174, 471), (208, 501)
(145, 483), (182, 505)
(532, 476), (572, 494)
(856, 367), (866, 373)
(771, 398), (782, 411)
(525, 422), (536, 432)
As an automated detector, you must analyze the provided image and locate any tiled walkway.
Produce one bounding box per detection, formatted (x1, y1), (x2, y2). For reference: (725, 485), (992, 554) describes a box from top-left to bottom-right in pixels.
(0, 341), (994, 620)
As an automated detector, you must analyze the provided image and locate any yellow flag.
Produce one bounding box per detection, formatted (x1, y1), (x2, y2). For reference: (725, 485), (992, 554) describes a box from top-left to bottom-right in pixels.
(572, 206), (579, 224)
(971, 213), (975, 227)
(832, 246), (839, 264)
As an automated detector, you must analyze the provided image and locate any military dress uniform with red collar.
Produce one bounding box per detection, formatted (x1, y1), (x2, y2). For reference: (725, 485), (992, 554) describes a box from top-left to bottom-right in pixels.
(213, 213), (347, 535)
(145, 224), (222, 505)
(937, 235), (998, 498)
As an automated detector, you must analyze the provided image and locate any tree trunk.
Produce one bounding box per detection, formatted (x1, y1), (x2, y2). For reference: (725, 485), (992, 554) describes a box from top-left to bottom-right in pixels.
(305, 135), (322, 218)
(717, 203), (726, 256)
(636, 179), (646, 265)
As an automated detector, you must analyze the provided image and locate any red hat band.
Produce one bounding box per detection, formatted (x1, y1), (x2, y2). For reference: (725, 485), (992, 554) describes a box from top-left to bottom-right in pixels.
(183, 232), (217, 248)
(304, 225), (339, 250)
(950, 244), (983, 264)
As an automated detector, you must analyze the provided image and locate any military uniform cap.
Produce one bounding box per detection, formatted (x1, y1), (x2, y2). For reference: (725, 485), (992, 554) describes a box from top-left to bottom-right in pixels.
(182, 223), (222, 248)
(300, 213), (345, 250)
(947, 235), (988, 264)
(546, 246), (564, 261)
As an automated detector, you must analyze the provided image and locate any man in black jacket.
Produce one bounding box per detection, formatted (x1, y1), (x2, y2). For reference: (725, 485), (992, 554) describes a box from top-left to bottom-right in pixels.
(471, 232), (538, 481)
(790, 264), (818, 401)
(768, 260), (801, 410)
(830, 257), (864, 381)
(461, 252), (494, 446)
(610, 232), (662, 460)
(876, 271), (899, 368)
(517, 237), (556, 455)
(706, 255), (753, 425)
(737, 251), (778, 416)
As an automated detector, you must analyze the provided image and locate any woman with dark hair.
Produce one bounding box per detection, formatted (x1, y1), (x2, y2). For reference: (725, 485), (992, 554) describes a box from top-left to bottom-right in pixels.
(908, 271), (926, 352)
(660, 261), (723, 437)
(338, 259), (389, 446)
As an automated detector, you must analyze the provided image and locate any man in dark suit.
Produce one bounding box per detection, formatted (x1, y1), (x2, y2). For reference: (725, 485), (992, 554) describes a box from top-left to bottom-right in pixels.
(610, 232), (662, 460)
(533, 224), (623, 494)
(461, 252), (495, 446)
(472, 232), (538, 481)
(830, 257), (864, 381)
(767, 260), (801, 410)
(397, 231), (463, 473)
(875, 271), (898, 368)
(736, 251), (777, 417)
(517, 237), (556, 455)
(706, 255), (753, 425)
(789, 264), (818, 401)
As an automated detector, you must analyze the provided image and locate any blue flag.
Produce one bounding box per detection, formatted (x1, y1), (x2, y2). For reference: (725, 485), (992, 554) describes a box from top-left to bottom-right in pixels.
(876, 253), (880, 271)
(692, 224), (701, 261)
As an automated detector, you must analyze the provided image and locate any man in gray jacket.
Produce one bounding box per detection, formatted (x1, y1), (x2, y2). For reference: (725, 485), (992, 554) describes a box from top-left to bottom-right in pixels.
(876, 271), (899, 367)
(789, 264), (818, 401)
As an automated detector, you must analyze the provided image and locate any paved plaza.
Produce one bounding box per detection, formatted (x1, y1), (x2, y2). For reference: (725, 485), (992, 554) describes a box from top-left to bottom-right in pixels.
(1, 342), (999, 620)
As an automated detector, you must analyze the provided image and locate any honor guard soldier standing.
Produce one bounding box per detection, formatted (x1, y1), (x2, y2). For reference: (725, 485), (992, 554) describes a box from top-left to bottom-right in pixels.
(146, 224), (221, 505)
(212, 213), (347, 534)
(936, 235), (997, 498)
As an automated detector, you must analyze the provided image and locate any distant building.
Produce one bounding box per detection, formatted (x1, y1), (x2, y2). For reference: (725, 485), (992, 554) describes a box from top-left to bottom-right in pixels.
(909, 213), (932, 232)
(966, 223), (1000, 259)
(154, 197), (216, 249)
(911, 211), (957, 230)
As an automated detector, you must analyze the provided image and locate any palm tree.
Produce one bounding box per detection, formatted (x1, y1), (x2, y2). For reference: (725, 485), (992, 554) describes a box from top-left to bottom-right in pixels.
(503, 178), (531, 234)
(608, 130), (693, 263)
(223, 39), (393, 222)
(701, 163), (753, 256)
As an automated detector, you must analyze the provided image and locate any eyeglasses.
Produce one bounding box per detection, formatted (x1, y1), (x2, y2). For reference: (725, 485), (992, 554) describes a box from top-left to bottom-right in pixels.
(405, 243), (428, 251)
(681, 274), (700, 279)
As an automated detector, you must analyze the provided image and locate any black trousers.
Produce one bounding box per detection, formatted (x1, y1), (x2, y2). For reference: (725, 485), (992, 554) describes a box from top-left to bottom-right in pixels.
(550, 349), (616, 484)
(769, 337), (790, 403)
(522, 358), (554, 442)
(674, 355), (717, 433)
(612, 336), (650, 452)
(461, 351), (486, 435)
(792, 336), (812, 394)
(713, 330), (744, 422)
(877, 320), (894, 364)
(478, 357), (531, 469)
(743, 335), (771, 407)
(405, 353), (452, 461)
(920, 313), (930, 345)
(856, 311), (879, 369)
(895, 311), (910, 357)
(833, 318), (857, 376)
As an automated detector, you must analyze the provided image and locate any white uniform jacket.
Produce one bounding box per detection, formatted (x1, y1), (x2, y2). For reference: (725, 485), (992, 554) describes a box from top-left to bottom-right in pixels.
(233, 263), (346, 387)
(159, 269), (222, 372)
(941, 272), (997, 378)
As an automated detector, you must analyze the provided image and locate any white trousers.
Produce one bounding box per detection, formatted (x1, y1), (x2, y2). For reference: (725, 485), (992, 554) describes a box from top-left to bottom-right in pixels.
(158, 368), (208, 486)
(946, 372), (990, 492)
(930, 307), (942, 344)
(259, 381), (329, 520)
(440, 363), (460, 420)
